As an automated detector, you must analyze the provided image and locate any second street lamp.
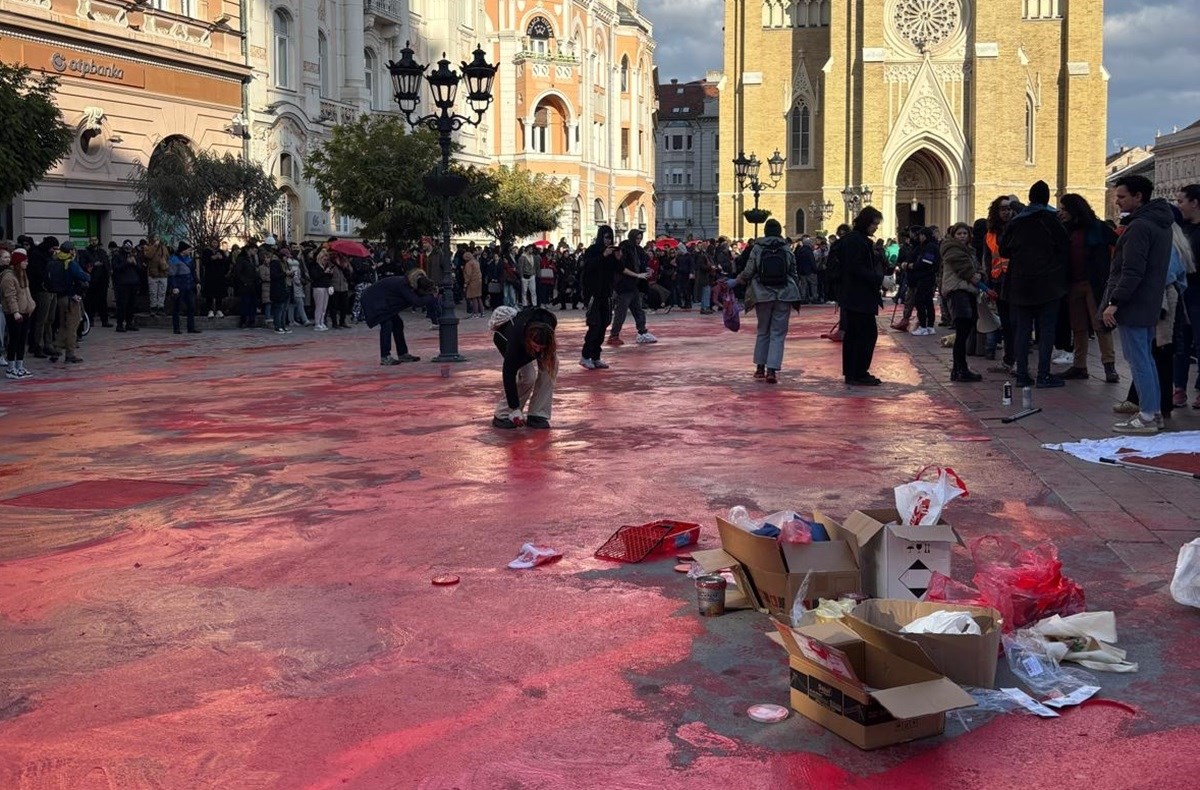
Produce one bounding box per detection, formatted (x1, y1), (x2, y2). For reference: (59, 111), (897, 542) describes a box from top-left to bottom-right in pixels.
(733, 149), (784, 237)
(388, 42), (497, 363)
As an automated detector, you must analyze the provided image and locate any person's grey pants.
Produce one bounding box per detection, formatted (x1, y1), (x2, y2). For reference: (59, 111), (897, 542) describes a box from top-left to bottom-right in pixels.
(754, 300), (792, 370)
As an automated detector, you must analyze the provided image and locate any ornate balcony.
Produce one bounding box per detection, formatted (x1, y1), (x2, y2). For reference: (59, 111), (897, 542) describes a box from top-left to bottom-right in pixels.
(364, 0), (404, 24)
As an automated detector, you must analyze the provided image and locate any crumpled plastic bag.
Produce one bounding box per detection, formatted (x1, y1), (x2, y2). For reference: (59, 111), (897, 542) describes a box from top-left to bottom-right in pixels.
(507, 543), (562, 569)
(894, 465), (968, 526)
(901, 610), (982, 635)
(1003, 630), (1099, 698)
(779, 517), (813, 544)
(1029, 611), (1137, 673)
(1171, 538), (1200, 608)
(721, 284), (742, 332)
(926, 535), (1085, 631)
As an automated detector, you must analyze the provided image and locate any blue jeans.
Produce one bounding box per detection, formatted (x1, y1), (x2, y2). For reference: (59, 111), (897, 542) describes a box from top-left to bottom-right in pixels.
(172, 288), (196, 332)
(1119, 324), (1159, 417)
(700, 285), (712, 311)
(754, 300), (792, 370)
(270, 300), (288, 329)
(503, 283), (518, 307)
(1172, 286), (1200, 390)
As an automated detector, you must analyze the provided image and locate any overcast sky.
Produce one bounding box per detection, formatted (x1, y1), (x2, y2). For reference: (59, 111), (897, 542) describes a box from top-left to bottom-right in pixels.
(640, 0), (1199, 151)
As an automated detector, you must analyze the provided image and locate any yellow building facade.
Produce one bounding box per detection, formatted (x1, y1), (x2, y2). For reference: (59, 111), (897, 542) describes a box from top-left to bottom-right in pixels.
(720, 0), (1108, 238)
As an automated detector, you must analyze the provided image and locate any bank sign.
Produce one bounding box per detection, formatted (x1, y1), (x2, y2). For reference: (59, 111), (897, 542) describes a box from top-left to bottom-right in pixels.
(51, 52), (125, 81)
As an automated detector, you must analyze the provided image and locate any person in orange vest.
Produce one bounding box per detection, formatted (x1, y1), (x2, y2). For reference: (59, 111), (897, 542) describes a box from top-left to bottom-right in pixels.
(983, 195), (1016, 369)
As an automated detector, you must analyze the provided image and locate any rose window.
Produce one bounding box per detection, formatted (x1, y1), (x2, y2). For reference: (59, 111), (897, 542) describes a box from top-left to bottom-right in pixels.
(893, 0), (962, 52)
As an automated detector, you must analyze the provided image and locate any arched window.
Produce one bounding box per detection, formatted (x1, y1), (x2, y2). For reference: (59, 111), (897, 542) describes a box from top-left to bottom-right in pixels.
(318, 32), (331, 97)
(527, 16), (553, 56)
(789, 103), (812, 167)
(273, 9), (293, 89)
(364, 48), (379, 108)
(795, 207), (807, 235)
(593, 198), (605, 223)
(1025, 94), (1035, 164)
(620, 56), (630, 92)
(278, 152), (301, 183)
(637, 204), (647, 230)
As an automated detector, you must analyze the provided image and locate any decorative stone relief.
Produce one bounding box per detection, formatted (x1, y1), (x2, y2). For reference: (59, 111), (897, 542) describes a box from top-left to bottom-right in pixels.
(883, 56), (968, 164)
(884, 63), (921, 84)
(892, 0), (962, 53)
(784, 52), (819, 115)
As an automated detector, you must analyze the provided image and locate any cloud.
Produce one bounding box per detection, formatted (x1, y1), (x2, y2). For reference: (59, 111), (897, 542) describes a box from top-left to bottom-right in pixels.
(638, 0), (1198, 151)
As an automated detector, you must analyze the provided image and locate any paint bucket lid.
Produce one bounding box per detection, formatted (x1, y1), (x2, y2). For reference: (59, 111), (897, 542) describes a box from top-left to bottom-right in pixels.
(674, 563), (692, 573)
(747, 704), (790, 723)
(431, 574), (460, 586)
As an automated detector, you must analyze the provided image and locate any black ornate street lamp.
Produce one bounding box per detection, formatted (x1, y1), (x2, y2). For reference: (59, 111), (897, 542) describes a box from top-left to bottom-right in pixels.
(840, 185), (874, 219)
(733, 149), (785, 237)
(389, 42), (497, 362)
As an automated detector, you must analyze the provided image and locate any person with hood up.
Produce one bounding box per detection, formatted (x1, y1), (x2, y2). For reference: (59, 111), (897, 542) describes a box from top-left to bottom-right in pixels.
(359, 274), (422, 366)
(940, 223), (988, 382)
(1000, 180), (1071, 388)
(1, 248), (36, 378)
(1102, 175), (1176, 434)
(168, 241), (201, 335)
(490, 306), (559, 429)
(47, 240), (90, 363)
(731, 218), (800, 384)
(578, 225), (621, 369)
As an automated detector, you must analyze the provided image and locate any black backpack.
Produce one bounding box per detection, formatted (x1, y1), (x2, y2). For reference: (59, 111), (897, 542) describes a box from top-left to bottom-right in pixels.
(757, 244), (789, 287)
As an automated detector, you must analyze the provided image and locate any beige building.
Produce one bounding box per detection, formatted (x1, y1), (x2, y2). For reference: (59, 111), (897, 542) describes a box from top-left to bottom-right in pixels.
(1154, 119), (1200, 199)
(719, 0), (1108, 239)
(0, 0), (250, 243)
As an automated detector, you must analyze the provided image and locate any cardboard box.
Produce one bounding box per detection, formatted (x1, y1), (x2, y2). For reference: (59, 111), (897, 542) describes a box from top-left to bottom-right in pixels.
(692, 514), (860, 616)
(837, 509), (960, 600)
(849, 599), (1002, 688)
(771, 618), (976, 750)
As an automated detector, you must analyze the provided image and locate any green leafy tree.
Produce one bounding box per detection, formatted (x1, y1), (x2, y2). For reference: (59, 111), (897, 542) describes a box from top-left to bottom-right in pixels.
(0, 63), (74, 207)
(127, 145), (279, 248)
(305, 116), (454, 247)
(474, 165), (570, 248)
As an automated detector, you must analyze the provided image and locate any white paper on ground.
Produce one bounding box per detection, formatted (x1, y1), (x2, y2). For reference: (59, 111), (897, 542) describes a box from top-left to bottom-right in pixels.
(1029, 611), (1138, 673)
(1001, 688), (1060, 718)
(1042, 431), (1200, 465)
(1043, 686), (1101, 709)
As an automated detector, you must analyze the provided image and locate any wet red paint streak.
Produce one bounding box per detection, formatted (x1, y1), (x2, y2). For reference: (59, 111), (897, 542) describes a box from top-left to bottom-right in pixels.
(0, 308), (1195, 787)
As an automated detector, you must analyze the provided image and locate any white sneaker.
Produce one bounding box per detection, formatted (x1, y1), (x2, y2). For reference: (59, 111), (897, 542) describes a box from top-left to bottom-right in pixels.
(216, 311), (224, 318)
(4, 368), (18, 380)
(1052, 351), (1074, 365)
(17, 368), (32, 378)
(579, 357), (596, 370)
(314, 324), (328, 331)
(636, 332), (658, 344)
(207, 310), (215, 318)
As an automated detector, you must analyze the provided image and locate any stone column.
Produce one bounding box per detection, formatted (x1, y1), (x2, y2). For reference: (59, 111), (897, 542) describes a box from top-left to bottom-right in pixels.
(343, 0), (366, 105)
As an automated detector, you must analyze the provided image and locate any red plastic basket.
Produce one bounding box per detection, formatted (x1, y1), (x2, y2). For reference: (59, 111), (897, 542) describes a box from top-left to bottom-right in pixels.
(594, 519), (701, 563)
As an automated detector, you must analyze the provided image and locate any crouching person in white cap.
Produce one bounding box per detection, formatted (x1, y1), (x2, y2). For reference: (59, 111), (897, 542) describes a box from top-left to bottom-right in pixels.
(490, 305), (558, 429)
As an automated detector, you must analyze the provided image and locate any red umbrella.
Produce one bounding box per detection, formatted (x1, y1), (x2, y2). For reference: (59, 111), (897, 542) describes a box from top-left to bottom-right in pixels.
(655, 237), (680, 251)
(328, 239), (371, 258)
(532, 239), (552, 250)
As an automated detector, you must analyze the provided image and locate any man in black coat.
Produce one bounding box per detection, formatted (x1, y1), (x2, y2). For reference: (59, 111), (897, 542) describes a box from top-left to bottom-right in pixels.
(360, 275), (423, 365)
(836, 207), (886, 386)
(1000, 180), (1070, 388)
(578, 225), (619, 369)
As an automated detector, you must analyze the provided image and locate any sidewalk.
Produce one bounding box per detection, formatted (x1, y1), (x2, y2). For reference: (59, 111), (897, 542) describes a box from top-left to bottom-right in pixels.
(0, 305), (1196, 788)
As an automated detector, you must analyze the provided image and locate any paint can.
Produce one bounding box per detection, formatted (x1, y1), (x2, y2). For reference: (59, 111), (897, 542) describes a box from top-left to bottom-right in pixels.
(696, 575), (727, 617)
(1002, 381), (1013, 406)
(1021, 386), (1033, 409)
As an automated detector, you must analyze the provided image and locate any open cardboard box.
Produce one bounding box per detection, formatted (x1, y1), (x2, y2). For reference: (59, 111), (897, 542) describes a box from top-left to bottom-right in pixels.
(849, 599), (1002, 688)
(768, 617), (976, 750)
(691, 512), (860, 616)
(836, 509), (961, 600)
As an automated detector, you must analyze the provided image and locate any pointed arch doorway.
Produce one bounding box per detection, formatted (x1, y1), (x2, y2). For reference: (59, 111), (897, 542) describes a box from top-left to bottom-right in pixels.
(895, 150), (950, 234)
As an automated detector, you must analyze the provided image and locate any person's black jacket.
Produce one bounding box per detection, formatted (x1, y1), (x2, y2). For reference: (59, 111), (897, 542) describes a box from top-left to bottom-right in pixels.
(361, 275), (422, 328)
(1070, 219), (1118, 303)
(615, 238), (647, 293)
(202, 248), (229, 294)
(112, 249), (141, 287)
(234, 250), (260, 297)
(835, 230), (884, 315)
(28, 241), (54, 293)
(309, 256), (333, 289)
(580, 226), (618, 304)
(795, 244), (816, 276)
(269, 257), (288, 303)
(908, 240), (940, 287)
(494, 306), (558, 409)
(999, 206), (1070, 306)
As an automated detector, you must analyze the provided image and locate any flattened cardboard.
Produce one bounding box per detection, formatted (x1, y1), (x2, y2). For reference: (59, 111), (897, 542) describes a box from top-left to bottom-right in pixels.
(690, 549), (755, 610)
(850, 599), (1002, 688)
(773, 618), (973, 750)
(835, 509), (960, 600)
(714, 516), (862, 615)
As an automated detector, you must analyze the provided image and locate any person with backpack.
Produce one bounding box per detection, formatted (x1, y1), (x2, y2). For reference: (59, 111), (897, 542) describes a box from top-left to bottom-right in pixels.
(490, 305), (559, 430)
(730, 218), (800, 384)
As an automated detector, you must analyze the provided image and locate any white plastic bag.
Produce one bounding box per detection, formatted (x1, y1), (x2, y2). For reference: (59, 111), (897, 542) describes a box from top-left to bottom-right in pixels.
(1171, 538), (1200, 608)
(894, 466), (969, 526)
(901, 610), (982, 635)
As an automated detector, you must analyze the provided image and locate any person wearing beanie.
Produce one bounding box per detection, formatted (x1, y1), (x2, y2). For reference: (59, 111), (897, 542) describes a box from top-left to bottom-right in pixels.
(167, 241), (201, 334)
(999, 179), (1071, 389)
(731, 217), (801, 384)
(608, 228), (658, 346)
(1, 248), (37, 378)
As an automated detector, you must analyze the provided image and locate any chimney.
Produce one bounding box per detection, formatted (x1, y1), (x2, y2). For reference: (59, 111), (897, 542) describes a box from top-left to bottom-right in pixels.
(671, 78), (678, 84)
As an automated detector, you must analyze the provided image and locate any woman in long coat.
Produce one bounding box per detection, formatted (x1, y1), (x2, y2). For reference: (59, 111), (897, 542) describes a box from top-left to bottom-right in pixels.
(463, 251), (483, 317)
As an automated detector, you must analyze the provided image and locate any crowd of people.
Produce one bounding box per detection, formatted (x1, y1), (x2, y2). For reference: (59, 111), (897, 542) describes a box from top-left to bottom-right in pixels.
(3, 176), (1197, 436)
